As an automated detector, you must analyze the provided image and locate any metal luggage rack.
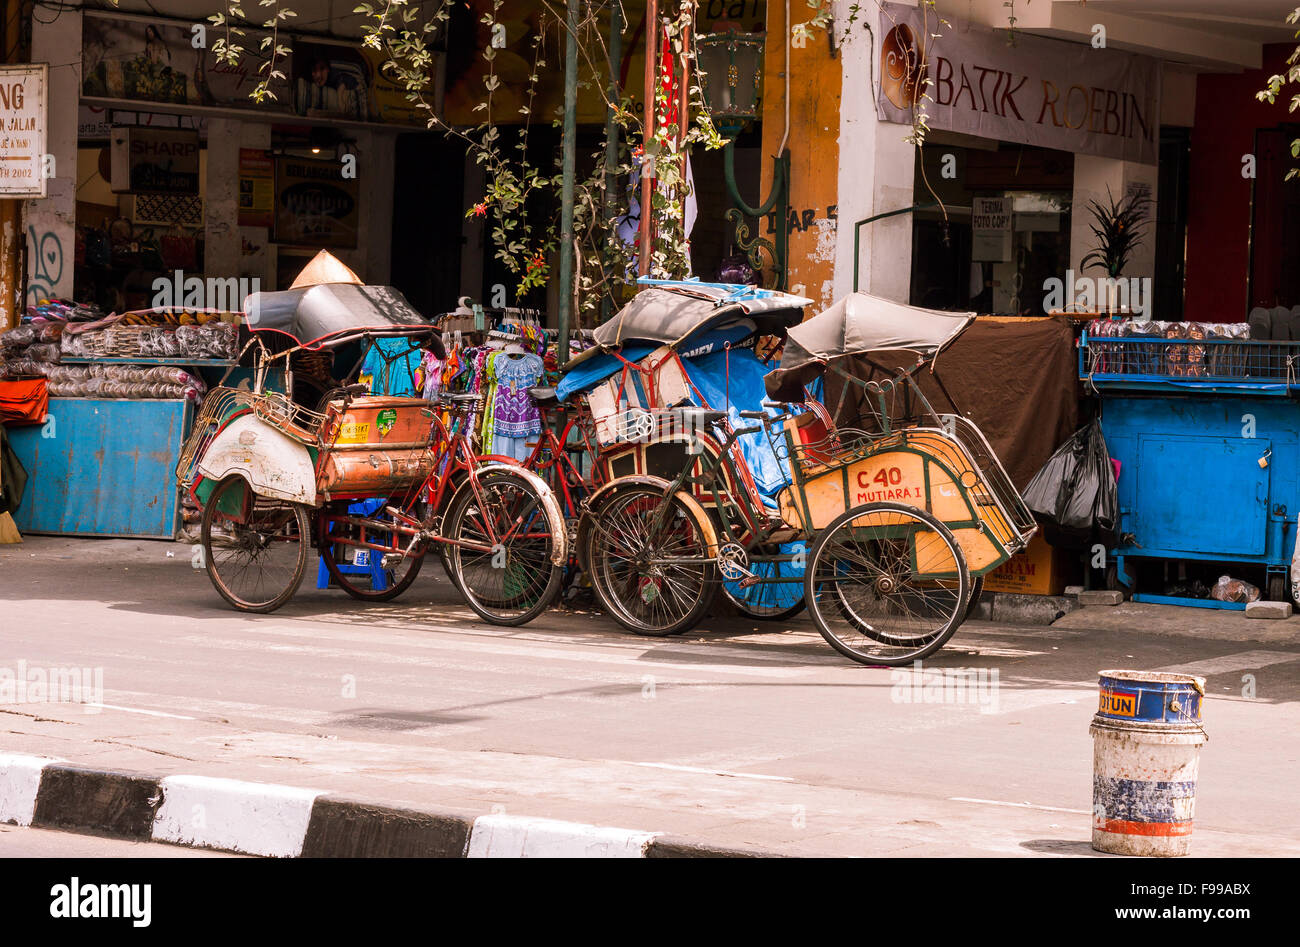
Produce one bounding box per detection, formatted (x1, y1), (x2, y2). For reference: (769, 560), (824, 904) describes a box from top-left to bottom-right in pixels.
(176, 387), (257, 488)
(251, 390), (330, 445)
(1080, 332), (1300, 393)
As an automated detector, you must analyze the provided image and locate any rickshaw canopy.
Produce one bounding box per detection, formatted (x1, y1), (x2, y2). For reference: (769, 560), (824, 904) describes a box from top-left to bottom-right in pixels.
(764, 293), (974, 401)
(244, 282), (443, 356)
(588, 282), (812, 353)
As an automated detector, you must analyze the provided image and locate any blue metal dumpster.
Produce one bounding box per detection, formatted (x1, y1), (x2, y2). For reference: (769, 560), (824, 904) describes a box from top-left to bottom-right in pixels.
(1080, 331), (1300, 605)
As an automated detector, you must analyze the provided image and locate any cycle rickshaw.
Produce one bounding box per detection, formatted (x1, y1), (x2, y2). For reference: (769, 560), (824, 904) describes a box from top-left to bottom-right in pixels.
(569, 286), (1036, 666)
(177, 277), (566, 621)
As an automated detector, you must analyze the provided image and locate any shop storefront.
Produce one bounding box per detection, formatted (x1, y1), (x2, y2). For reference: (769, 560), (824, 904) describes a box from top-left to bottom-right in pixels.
(2, 4), (427, 538)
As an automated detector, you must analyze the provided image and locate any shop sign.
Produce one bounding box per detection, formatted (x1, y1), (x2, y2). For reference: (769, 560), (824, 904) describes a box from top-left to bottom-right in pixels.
(0, 64), (47, 198)
(239, 149), (275, 228)
(971, 196), (1011, 262)
(273, 156), (359, 249)
(877, 2), (1159, 165)
(110, 126), (200, 194)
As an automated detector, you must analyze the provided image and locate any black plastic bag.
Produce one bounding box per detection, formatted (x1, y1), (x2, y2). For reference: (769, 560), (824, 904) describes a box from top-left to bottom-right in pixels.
(1022, 418), (1118, 549)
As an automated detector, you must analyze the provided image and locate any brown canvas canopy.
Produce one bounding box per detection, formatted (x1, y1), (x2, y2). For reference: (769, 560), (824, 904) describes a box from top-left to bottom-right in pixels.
(765, 293), (974, 400)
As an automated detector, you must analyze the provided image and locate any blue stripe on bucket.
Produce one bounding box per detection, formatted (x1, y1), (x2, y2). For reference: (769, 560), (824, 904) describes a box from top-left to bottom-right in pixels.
(1093, 776), (1196, 824)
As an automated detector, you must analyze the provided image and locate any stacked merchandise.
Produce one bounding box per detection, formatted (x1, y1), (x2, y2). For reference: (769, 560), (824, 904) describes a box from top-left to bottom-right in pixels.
(1084, 319), (1255, 379)
(0, 322), (64, 370)
(24, 364), (204, 400)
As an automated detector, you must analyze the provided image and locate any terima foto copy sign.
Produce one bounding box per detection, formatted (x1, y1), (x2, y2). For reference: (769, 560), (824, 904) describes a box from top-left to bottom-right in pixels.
(0, 64), (47, 198)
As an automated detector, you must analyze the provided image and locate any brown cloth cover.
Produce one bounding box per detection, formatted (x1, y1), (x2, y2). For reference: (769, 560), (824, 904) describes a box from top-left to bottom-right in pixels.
(822, 316), (1079, 489)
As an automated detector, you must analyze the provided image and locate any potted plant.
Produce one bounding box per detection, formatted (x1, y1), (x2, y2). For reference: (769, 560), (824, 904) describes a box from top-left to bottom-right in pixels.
(1081, 187), (1151, 316)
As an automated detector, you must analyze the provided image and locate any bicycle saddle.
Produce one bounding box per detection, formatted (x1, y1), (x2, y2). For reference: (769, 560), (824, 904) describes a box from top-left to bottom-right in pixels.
(528, 386), (558, 404)
(671, 406), (727, 427)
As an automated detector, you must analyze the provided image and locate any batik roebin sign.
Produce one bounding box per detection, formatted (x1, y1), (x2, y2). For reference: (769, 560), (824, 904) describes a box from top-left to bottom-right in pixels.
(876, 2), (1159, 166)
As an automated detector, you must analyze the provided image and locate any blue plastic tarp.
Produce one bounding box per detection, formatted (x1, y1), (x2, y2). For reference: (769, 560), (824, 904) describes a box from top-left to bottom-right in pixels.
(556, 324), (756, 402)
(679, 347), (791, 505)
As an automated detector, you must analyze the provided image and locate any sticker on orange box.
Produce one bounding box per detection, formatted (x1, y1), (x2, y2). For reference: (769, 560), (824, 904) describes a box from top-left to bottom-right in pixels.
(1099, 689), (1138, 717)
(337, 421), (370, 443)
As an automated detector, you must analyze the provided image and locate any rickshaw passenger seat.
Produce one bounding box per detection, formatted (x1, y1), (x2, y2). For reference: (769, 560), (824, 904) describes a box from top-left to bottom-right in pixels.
(793, 406), (836, 464)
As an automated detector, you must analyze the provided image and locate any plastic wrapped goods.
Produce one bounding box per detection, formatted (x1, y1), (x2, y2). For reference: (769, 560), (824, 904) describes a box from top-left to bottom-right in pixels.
(1210, 575), (1260, 604)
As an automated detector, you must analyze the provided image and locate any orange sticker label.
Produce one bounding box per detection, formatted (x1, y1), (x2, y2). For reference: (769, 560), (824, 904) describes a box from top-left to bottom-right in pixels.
(1099, 689), (1137, 716)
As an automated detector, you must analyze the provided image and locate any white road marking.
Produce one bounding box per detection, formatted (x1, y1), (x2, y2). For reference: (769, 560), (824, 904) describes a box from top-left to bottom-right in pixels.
(631, 761), (794, 782)
(950, 796), (1090, 815)
(87, 703), (196, 720)
(152, 775), (324, 858)
(1154, 650), (1300, 676)
(467, 814), (657, 858)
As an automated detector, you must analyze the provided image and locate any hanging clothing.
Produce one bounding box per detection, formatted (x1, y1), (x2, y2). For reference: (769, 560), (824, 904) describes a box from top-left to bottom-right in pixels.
(359, 337), (422, 396)
(492, 352), (544, 439)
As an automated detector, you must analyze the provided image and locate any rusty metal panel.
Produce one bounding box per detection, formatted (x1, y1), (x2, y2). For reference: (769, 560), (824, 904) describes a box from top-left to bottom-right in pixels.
(7, 397), (191, 538)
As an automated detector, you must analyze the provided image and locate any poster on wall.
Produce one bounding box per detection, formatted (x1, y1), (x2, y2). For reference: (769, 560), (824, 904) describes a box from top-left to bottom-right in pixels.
(876, 1), (1160, 165)
(81, 12), (290, 112)
(291, 40), (431, 126)
(971, 196), (1011, 262)
(109, 126), (200, 194)
(0, 64), (47, 198)
(239, 149), (274, 227)
(273, 156), (359, 249)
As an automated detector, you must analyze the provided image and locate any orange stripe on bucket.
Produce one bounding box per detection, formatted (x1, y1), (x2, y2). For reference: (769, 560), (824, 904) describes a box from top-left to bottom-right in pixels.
(1100, 817), (1194, 838)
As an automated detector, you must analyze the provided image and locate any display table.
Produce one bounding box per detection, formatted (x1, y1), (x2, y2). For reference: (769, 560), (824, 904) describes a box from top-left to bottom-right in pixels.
(6, 398), (192, 538)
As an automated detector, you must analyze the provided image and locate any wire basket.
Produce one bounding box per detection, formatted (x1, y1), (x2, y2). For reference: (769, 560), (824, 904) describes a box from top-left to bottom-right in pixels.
(175, 387), (257, 488)
(251, 390), (329, 444)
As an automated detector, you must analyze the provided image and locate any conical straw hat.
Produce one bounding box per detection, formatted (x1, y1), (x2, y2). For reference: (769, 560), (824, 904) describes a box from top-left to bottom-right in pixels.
(290, 250), (363, 289)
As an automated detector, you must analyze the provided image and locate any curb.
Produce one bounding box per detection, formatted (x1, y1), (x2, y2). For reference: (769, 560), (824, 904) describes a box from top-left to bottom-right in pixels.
(0, 753), (777, 858)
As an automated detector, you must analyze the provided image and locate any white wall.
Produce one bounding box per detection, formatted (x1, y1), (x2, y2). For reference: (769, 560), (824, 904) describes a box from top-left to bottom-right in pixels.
(834, 0), (918, 302)
(25, 10), (80, 306)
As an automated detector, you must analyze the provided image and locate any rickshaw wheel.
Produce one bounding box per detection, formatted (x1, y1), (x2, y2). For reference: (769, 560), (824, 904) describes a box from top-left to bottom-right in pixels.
(200, 475), (310, 614)
(805, 501), (969, 667)
(584, 486), (717, 637)
(721, 542), (807, 621)
(317, 500), (426, 602)
(443, 468), (563, 626)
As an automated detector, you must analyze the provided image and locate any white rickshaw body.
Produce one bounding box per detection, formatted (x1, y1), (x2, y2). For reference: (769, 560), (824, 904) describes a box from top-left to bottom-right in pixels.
(195, 413), (318, 505)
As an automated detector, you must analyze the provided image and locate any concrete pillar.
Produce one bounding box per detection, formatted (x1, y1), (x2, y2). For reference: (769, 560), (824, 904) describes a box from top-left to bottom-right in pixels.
(205, 119), (241, 284)
(1070, 155), (1159, 317)
(24, 8), (79, 306)
(334, 129), (395, 286)
(833, 1), (917, 303)
(238, 123), (274, 289)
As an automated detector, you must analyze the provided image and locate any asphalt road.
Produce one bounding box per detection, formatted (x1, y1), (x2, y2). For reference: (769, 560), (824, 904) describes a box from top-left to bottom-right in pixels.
(2, 537), (1298, 856)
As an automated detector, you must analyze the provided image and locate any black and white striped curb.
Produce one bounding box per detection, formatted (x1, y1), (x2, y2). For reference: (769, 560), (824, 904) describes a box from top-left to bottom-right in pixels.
(0, 753), (773, 858)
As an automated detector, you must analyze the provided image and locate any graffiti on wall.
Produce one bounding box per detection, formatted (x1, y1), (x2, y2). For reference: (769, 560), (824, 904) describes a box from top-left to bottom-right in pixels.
(26, 225), (64, 305)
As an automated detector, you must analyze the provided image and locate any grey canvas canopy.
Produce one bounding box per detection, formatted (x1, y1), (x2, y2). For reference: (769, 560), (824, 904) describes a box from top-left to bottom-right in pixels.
(764, 292), (974, 400)
(244, 282), (443, 355)
(589, 285), (811, 352)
